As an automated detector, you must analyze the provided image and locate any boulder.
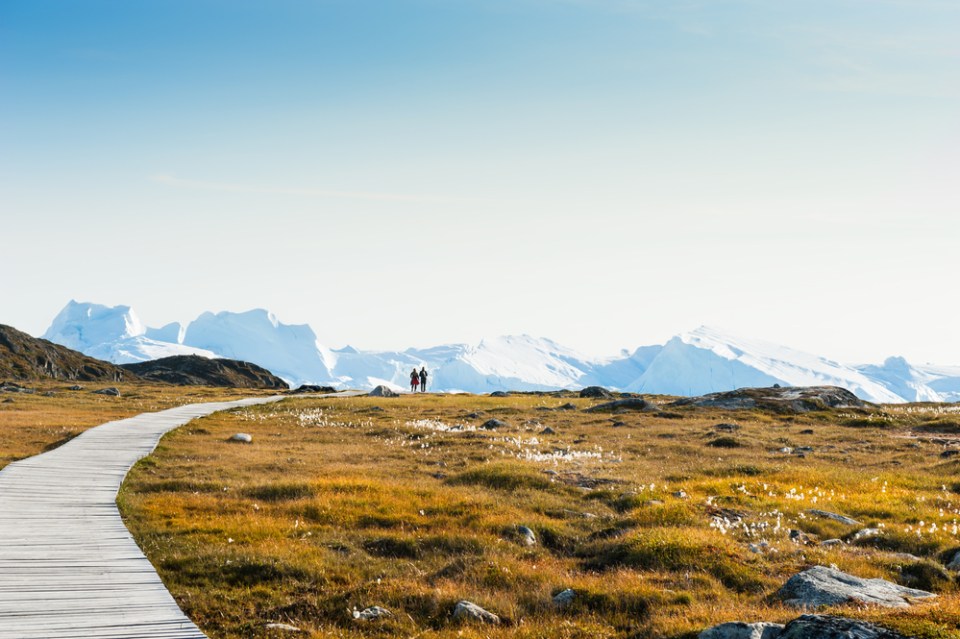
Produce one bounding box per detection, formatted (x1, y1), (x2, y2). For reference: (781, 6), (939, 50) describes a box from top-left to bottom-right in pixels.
(452, 600), (500, 624)
(698, 621), (784, 639)
(516, 525), (537, 546)
(368, 385), (398, 398)
(946, 551), (960, 570)
(68, 385), (84, 391)
(490, 391), (510, 397)
(481, 419), (507, 430)
(353, 606), (392, 621)
(776, 566), (936, 608)
(580, 386), (613, 399)
(553, 588), (576, 608)
(715, 423), (739, 432)
(807, 509), (861, 526)
(290, 384), (337, 394)
(229, 433), (253, 443)
(779, 615), (911, 639)
(584, 398), (657, 413)
(263, 622), (303, 633)
(671, 386), (866, 413)
(540, 426), (557, 435)
(92, 387), (120, 397)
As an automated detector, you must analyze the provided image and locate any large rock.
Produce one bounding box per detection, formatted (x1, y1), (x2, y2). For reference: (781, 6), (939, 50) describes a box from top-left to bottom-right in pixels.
(452, 600), (500, 624)
(584, 398), (658, 413)
(481, 419), (508, 430)
(368, 385), (398, 398)
(777, 566), (936, 608)
(807, 509), (861, 526)
(672, 386), (866, 413)
(288, 384), (337, 394)
(92, 387), (121, 396)
(779, 615), (911, 639)
(580, 386), (613, 399)
(516, 525), (537, 546)
(553, 588), (576, 608)
(698, 621), (784, 639)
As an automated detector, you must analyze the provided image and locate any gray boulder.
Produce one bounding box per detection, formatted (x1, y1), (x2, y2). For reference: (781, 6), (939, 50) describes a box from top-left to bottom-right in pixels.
(584, 398), (658, 413)
(229, 433), (253, 443)
(490, 391), (510, 397)
(368, 385), (398, 398)
(779, 615), (910, 639)
(553, 588), (576, 608)
(516, 525), (536, 546)
(92, 387), (120, 396)
(777, 566), (936, 608)
(68, 385), (84, 391)
(481, 419), (507, 430)
(263, 622), (303, 632)
(807, 509), (860, 526)
(698, 621), (784, 639)
(947, 551), (960, 570)
(452, 600), (500, 624)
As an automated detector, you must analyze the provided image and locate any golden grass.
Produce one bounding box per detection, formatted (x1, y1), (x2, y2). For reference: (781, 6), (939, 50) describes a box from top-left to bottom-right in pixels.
(7, 389), (960, 637)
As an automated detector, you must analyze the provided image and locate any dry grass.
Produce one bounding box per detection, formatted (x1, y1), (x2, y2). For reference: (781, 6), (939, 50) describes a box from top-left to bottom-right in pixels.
(106, 394), (960, 638)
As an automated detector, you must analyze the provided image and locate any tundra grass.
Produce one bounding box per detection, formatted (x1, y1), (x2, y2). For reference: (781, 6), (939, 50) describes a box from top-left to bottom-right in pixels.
(93, 394), (960, 636)
(0, 381), (278, 469)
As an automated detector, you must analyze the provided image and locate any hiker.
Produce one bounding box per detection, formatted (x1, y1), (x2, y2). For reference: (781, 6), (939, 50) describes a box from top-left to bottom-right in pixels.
(410, 368), (419, 393)
(419, 366), (428, 392)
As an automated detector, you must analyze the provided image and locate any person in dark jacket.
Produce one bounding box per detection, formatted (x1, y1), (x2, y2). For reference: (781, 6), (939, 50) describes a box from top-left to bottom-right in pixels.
(419, 366), (428, 392)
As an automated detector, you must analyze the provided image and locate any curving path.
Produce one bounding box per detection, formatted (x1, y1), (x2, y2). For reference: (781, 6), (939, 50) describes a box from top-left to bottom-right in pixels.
(0, 395), (290, 639)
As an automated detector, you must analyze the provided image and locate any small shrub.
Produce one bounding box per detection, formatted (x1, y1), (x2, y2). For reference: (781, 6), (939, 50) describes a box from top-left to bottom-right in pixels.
(244, 482), (316, 501)
(447, 463), (552, 491)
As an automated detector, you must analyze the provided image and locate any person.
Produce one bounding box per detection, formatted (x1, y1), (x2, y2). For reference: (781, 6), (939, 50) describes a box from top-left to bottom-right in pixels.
(419, 366), (428, 392)
(410, 368), (419, 393)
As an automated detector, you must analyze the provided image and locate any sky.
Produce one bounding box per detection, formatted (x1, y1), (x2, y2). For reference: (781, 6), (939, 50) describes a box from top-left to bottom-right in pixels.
(1, 0), (958, 364)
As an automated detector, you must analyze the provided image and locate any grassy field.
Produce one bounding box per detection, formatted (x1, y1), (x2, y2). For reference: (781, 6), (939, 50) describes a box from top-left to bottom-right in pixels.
(0, 381), (279, 470)
(109, 393), (960, 638)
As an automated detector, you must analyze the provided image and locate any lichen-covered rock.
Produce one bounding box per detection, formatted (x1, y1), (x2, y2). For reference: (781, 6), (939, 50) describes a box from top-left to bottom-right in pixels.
(516, 525), (536, 546)
(807, 509), (860, 526)
(553, 588), (576, 608)
(698, 621), (784, 639)
(777, 566), (936, 608)
(92, 387), (121, 397)
(353, 606), (392, 621)
(579, 386), (613, 399)
(481, 419), (507, 430)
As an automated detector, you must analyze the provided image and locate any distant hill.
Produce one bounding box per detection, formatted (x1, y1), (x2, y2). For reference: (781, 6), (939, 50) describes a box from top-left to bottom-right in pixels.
(120, 355), (289, 389)
(0, 323), (132, 381)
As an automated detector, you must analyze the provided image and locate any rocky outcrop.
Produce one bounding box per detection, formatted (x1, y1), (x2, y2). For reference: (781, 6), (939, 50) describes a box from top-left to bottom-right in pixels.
(0, 324), (132, 382)
(779, 615), (912, 639)
(777, 566), (936, 608)
(672, 386), (867, 413)
(584, 398), (658, 413)
(120, 355), (288, 389)
(289, 384), (337, 394)
(368, 385), (398, 398)
(580, 386), (613, 399)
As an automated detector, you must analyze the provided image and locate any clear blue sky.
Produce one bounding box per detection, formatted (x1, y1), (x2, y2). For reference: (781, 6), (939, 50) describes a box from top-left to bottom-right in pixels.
(2, 1), (958, 363)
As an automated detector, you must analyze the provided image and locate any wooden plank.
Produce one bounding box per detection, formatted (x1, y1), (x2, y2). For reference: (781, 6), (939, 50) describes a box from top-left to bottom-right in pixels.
(0, 396), (290, 639)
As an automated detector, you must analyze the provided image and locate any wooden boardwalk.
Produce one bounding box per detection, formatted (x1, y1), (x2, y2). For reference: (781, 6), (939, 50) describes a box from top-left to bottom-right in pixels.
(0, 396), (286, 639)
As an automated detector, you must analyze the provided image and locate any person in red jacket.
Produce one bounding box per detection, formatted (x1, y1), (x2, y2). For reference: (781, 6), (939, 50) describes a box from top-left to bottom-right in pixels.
(410, 368), (420, 393)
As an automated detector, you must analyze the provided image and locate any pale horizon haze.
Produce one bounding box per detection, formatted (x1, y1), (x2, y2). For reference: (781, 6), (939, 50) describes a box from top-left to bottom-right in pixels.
(2, 1), (958, 366)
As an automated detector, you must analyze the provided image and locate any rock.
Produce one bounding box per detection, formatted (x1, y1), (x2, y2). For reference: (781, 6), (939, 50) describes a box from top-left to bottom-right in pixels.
(580, 386), (613, 399)
(821, 539), (843, 547)
(263, 622), (303, 632)
(940, 449), (959, 458)
(584, 398), (657, 413)
(671, 386), (867, 413)
(289, 384), (337, 394)
(795, 446), (814, 453)
(516, 525), (536, 546)
(673, 490), (688, 499)
(481, 419), (507, 430)
(353, 606), (393, 621)
(777, 566), (936, 608)
(807, 509), (861, 526)
(452, 600), (500, 624)
(779, 614), (911, 639)
(2, 398), (13, 403)
(121, 355), (288, 389)
(490, 391), (510, 397)
(698, 621), (785, 639)
(799, 428), (815, 435)
(368, 385), (398, 398)
(789, 529), (816, 545)
(229, 433), (253, 443)
(68, 385), (84, 391)
(465, 411), (484, 419)
(947, 551), (960, 570)
(553, 588), (576, 608)
(540, 426), (557, 435)
(557, 402), (577, 410)
(715, 423), (740, 432)
(92, 387), (121, 397)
